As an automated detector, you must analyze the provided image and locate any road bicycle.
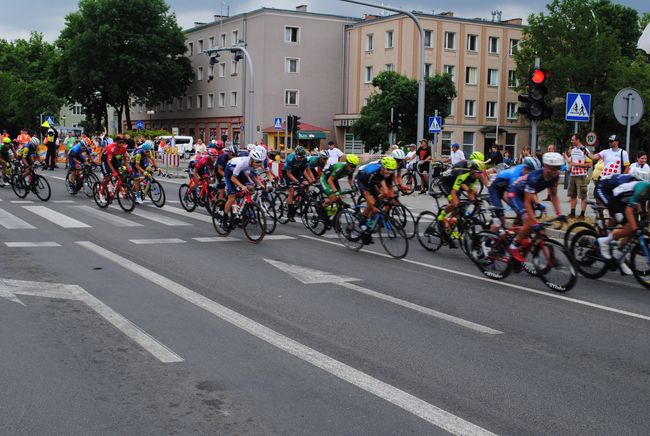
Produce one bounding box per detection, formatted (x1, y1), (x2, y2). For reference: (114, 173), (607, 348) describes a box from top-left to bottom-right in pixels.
(136, 167), (166, 208)
(179, 177), (220, 214)
(212, 188), (267, 243)
(302, 188), (358, 236)
(65, 163), (99, 197)
(12, 165), (51, 201)
(92, 167), (136, 212)
(252, 186), (278, 234)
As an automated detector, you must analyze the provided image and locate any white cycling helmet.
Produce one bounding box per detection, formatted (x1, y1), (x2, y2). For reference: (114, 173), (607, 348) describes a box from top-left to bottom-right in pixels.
(391, 149), (406, 160)
(30, 137), (41, 146)
(254, 145), (267, 156)
(249, 149), (266, 162)
(542, 152), (564, 167)
(630, 167), (650, 181)
(246, 143), (256, 152)
(319, 149), (330, 158)
(522, 156), (542, 171)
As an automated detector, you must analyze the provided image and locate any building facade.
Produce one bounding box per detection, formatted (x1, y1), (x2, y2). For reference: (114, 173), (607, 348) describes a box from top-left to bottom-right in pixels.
(132, 6), (358, 149)
(335, 12), (528, 157)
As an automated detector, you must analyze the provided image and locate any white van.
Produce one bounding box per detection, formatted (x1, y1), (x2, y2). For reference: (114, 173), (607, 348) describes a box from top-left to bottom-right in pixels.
(158, 136), (194, 158)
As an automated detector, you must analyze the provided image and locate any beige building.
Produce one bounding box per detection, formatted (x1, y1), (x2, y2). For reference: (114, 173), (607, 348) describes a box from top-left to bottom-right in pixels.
(335, 12), (529, 158)
(132, 6), (358, 150)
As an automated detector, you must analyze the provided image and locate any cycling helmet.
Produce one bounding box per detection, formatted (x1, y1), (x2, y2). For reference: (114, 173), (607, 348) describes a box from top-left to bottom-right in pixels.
(522, 156), (542, 171)
(140, 143), (152, 152)
(381, 156), (397, 171)
(469, 151), (485, 161)
(2, 137), (11, 144)
(319, 149), (330, 158)
(30, 137), (41, 146)
(294, 146), (307, 157)
(227, 145), (238, 154)
(207, 148), (219, 157)
(470, 159), (486, 172)
(542, 152), (564, 167)
(215, 140), (225, 149)
(250, 149), (266, 162)
(630, 167), (650, 182)
(246, 143), (256, 152)
(346, 154), (360, 166)
(254, 145), (267, 156)
(391, 149), (406, 160)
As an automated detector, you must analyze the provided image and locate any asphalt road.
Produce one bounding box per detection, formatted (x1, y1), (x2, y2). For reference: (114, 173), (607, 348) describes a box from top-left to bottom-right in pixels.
(1, 168), (649, 435)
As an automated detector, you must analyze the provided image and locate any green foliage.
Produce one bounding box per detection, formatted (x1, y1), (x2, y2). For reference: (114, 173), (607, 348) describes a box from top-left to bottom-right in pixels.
(0, 33), (63, 135)
(55, 0), (192, 132)
(515, 0), (649, 149)
(123, 129), (170, 138)
(351, 71), (456, 152)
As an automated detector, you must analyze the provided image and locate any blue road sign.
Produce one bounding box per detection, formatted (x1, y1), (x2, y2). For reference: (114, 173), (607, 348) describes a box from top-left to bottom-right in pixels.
(565, 93), (591, 122)
(135, 121), (145, 130)
(428, 116), (442, 133)
(45, 115), (56, 125)
(274, 117), (283, 130)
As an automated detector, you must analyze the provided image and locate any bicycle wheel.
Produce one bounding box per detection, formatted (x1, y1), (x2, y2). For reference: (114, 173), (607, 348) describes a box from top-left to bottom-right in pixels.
(569, 229), (608, 279)
(65, 172), (78, 195)
(34, 175), (51, 201)
(429, 178), (445, 198)
(11, 174), (28, 198)
(259, 194), (277, 234)
(117, 185), (135, 212)
(93, 181), (109, 208)
(302, 200), (327, 236)
(211, 200), (231, 236)
(472, 231), (512, 280)
(534, 239), (577, 292)
(390, 203), (415, 239)
(242, 203), (266, 243)
(178, 184), (197, 212)
(146, 180), (165, 208)
(83, 172), (99, 198)
(401, 172), (417, 192)
(415, 211), (443, 252)
(378, 216), (409, 259)
(563, 221), (597, 248)
(630, 241), (650, 290)
(274, 191), (290, 224)
(335, 207), (364, 251)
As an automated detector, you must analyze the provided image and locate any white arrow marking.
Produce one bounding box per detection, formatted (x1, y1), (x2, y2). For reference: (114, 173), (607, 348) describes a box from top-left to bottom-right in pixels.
(0, 278), (182, 363)
(264, 259), (502, 335)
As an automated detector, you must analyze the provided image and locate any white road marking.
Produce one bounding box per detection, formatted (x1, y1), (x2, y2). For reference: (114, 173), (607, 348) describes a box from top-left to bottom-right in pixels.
(22, 206), (91, 228)
(125, 207), (192, 226)
(10, 200), (34, 204)
(129, 238), (186, 245)
(153, 204), (212, 223)
(76, 241), (494, 435)
(300, 235), (650, 323)
(53, 200), (76, 204)
(47, 175), (67, 181)
(73, 206), (143, 227)
(5, 242), (61, 247)
(0, 278), (182, 363)
(0, 208), (36, 229)
(263, 235), (296, 240)
(193, 236), (239, 242)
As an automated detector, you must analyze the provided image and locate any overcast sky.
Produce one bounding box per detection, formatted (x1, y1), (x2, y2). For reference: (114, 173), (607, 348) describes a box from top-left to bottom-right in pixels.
(1, 0), (648, 42)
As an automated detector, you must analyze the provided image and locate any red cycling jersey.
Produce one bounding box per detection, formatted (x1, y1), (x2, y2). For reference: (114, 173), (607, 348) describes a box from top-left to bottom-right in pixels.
(104, 143), (127, 161)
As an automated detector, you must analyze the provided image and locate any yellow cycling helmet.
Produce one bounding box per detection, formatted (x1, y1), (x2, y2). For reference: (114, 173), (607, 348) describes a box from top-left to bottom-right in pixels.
(2, 137), (11, 144)
(470, 159), (486, 172)
(346, 154), (360, 166)
(381, 156), (397, 171)
(469, 151), (485, 161)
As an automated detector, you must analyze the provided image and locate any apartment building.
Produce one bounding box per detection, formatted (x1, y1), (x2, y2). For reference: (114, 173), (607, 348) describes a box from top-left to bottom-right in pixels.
(132, 6), (358, 149)
(335, 12), (528, 157)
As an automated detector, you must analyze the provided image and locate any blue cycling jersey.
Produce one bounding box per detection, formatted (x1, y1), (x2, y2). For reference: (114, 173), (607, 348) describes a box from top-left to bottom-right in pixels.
(511, 168), (559, 196)
(355, 162), (388, 188)
(69, 143), (88, 159)
(214, 153), (230, 170)
(494, 164), (525, 185)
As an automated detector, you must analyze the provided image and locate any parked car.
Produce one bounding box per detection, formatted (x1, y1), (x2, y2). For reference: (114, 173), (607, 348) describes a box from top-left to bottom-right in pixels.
(158, 136), (194, 158)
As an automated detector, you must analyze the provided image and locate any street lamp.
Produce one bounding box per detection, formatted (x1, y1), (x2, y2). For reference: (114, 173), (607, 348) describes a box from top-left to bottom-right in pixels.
(147, 110), (155, 129)
(61, 115), (66, 128)
(340, 0), (425, 142)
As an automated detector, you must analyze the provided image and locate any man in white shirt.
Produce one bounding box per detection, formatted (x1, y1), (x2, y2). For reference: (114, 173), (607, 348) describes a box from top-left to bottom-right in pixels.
(564, 134), (590, 218)
(445, 143), (465, 165)
(405, 143), (418, 169)
(324, 141), (344, 169)
(628, 151), (650, 173)
(582, 134), (630, 180)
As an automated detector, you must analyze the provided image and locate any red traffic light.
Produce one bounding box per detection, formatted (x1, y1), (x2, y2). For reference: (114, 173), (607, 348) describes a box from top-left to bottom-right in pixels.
(530, 68), (548, 84)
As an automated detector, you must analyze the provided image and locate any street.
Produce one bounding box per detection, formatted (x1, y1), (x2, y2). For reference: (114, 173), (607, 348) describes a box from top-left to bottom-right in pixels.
(1, 169), (650, 435)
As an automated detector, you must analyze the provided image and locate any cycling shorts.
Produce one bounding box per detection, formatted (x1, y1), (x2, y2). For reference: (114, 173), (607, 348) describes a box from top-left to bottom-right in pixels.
(488, 178), (509, 209)
(224, 166), (251, 195)
(69, 155), (86, 171)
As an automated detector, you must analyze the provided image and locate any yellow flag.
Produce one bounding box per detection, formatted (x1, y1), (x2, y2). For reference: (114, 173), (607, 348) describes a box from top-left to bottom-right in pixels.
(41, 121), (51, 129)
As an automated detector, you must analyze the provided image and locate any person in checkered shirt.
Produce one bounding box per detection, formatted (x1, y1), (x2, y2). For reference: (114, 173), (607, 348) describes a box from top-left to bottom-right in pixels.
(564, 134), (591, 219)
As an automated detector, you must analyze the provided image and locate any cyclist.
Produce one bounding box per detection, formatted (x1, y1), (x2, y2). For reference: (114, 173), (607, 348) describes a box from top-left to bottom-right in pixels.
(282, 145), (309, 221)
(438, 154), (489, 225)
(223, 149), (266, 215)
(214, 145), (238, 195)
(389, 148), (411, 193)
(238, 143), (255, 157)
(67, 138), (94, 186)
(131, 142), (158, 204)
(355, 156), (397, 228)
(190, 148), (218, 197)
(507, 152), (565, 262)
(99, 137), (130, 201)
(17, 137), (41, 178)
(0, 137), (14, 186)
(321, 154), (359, 209)
(305, 150), (329, 183)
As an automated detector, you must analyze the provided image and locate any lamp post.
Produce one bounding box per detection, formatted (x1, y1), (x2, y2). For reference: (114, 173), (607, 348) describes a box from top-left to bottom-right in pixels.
(340, 0), (425, 142)
(61, 115), (66, 128)
(147, 110), (155, 129)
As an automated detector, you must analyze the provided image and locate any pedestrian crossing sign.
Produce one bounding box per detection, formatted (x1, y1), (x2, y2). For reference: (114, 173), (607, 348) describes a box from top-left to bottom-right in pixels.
(565, 93), (591, 122)
(274, 117), (283, 130)
(428, 116), (442, 133)
(45, 116), (56, 125)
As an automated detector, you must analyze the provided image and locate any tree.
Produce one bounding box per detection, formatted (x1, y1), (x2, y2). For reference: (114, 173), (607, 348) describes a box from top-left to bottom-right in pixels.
(55, 0), (192, 133)
(515, 0), (649, 150)
(352, 71), (456, 152)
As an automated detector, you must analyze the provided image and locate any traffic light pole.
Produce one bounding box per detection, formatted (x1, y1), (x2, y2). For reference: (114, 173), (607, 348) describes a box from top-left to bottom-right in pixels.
(530, 57), (541, 154)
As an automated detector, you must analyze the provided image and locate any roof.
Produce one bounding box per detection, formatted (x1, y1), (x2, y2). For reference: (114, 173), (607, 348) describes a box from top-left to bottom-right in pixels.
(345, 11), (523, 30)
(262, 121), (330, 134)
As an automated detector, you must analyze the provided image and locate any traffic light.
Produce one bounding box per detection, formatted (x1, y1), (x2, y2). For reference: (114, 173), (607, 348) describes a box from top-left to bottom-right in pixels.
(291, 115), (301, 133)
(517, 67), (553, 120)
(287, 114), (294, 132)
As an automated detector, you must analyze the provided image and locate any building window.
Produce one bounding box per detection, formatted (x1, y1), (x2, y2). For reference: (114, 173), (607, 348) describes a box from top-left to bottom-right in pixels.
(507, 102), (518, 119)
(208, 64), (214, 79)
(486, 101), (497, 118)
(385, 63), (394, 72)
(186, 96), (192, 109)
(467, 34), (478, 52)
(286, 57), (300, 74)
(219, 63), (225, 78)
(208, 36), (214, 49)
(366, 34), (374, 51)
(441, 131), (453, 155)
(365, 66), (373, 83)
(425, 63), (433, 77)
(231, 60), (239, 75)
(197, 67), (203, 81)
(465, 66), (477, 85)
(509, 39), (519, 56)
(444, 32), (455, 49)
(424, 30), (433, 48)
(177, 97), (183, 110)
(230, 91), (238, 107)
(197, 95), (203, 110)
(220, 33), (226, 47)
(487, 68), (499, 86)
(463, 131), (475, 154)
(285, 26), (300, 43)
(285, 90), (299, 106)
(198, 39), (203, 53)
(207, 93), (214, 108)
(505, 133), (517, 156)
(71, 104), (85, 115)
(444, 65), (456, 82)
(446, 99), (455, 117)
(385, 30), (394, 48)
(218, 93), (225, 108)
(188, 42), (193, 56)
(232, 30), (239, 45)
(464, 100), (476, 117)
(508, 70), (517, 88)
(488, 36), (500, 54)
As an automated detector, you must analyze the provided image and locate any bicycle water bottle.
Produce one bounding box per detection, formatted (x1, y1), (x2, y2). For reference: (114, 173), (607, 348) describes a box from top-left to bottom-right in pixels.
(326, 204), (336, 217)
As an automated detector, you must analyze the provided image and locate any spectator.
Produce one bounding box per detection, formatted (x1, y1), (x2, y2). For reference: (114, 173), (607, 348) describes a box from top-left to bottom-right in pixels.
(542, 144), (558, 201)
(324, 141), (344, 169)
(44, 128), (59, 170)
(194, 138), (206, 155)
(503, 150), (513, 168)
(445, 143), (465, 165)
(582, 134), (630, 180)
(416, 139), (432, 193)
(485, 144), (503, 174)
(124, 133), (136, 152)
(564, 134), (590, 219)
(405, 143), (418, 169)
(629, 151), (650, 173)
(64, 131), (75, 169)
(518, 146), (532, 164)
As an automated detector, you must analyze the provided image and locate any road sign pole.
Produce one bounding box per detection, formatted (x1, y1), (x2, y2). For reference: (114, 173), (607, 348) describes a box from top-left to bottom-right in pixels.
(574, 122), (578, 135)
(625, 92), (633, 153)
(284, 113), (288, 152)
